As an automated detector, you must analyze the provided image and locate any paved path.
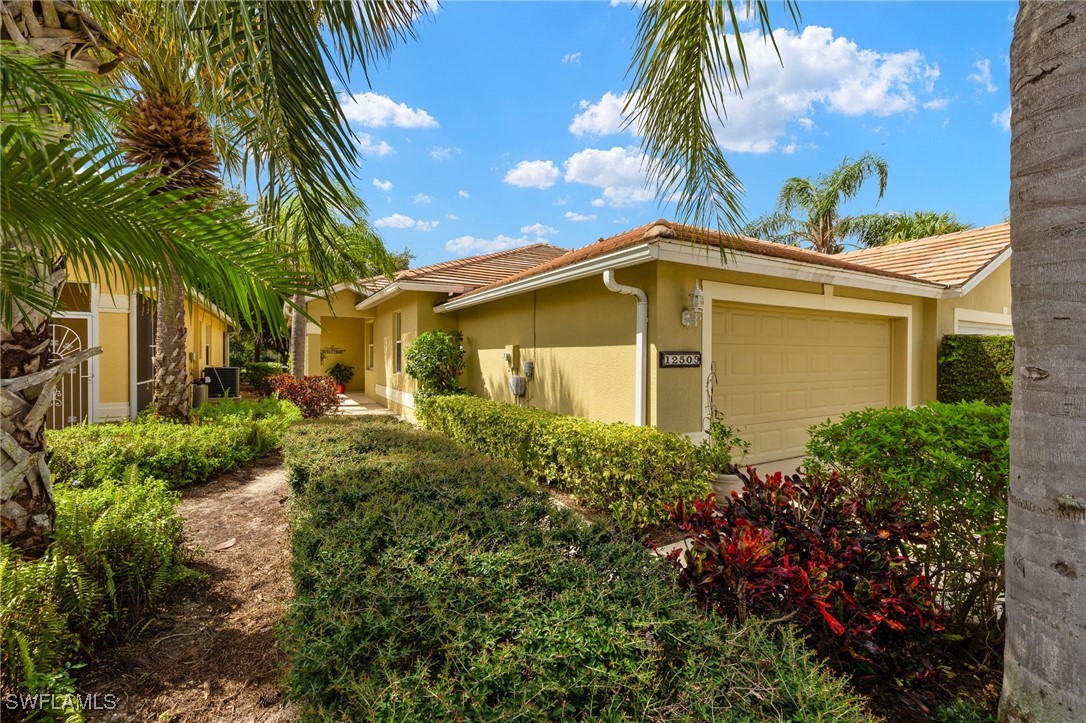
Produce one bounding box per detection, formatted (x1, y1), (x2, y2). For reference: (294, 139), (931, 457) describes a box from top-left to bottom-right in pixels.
(335, 393), (396, 417)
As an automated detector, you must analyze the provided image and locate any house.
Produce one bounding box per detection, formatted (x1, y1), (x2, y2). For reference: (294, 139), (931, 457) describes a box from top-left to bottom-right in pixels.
(50, 267), (232, 429)
(304, 221), (1011, 466)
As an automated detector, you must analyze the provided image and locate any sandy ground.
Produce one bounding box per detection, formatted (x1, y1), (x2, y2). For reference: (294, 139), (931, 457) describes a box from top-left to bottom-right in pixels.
(82, 455), (297, 723)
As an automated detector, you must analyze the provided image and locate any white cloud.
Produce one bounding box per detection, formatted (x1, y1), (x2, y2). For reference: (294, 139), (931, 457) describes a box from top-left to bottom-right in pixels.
(357, 132), (394, 157)
(561, 52), (582, 64)
(340, 92), (438, 128)
(520, 222), (558, 236)
(923, 98), (950, 110)
(553, 196), (569, 207)
(563, 146), (655, 207)
(994, 105), (1011, 131)
(614, 216), (629, 224)
(445, 213), (460, 221)
(430, 146), (460, 161)
(372, 178), (393, 192)
(375, 213), (439, 232)
(564, 211), (597, 222)
(445, 234), (540, 254)
(968, 58), (998, 93)
(504, 160), (561, 189)
(573, 27), (942, 155)
(458, 190), (471, 199)
(569, 91), (630, 137)
(412, 193), (433, 204)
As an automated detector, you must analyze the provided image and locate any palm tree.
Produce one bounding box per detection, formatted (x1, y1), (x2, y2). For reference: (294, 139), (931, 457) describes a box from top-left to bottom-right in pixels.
(742, 152), (890, 253)
(1, 42), (299, 553)
(93, 0), (424, 416)
(999, 3), (1085, 719)
(844, 210), (972, 248)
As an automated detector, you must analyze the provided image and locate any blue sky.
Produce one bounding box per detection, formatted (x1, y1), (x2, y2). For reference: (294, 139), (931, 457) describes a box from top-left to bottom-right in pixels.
(337, 1), (1015, 267)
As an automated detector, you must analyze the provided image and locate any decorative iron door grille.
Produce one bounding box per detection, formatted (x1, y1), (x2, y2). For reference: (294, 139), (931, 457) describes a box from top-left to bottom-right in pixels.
(47, 318), (91, 429)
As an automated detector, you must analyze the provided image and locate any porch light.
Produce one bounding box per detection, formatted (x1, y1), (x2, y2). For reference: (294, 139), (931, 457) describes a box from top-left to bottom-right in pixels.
(682, 281), (705, 327)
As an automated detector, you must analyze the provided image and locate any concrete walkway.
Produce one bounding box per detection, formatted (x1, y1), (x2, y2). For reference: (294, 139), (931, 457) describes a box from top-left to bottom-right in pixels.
(336, 393), (396, 417)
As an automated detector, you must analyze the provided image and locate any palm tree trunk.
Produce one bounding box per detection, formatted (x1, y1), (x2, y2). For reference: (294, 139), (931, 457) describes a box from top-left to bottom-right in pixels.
(152, 270), (189, 420)
(1000, 3), (1086, 720)
(0, 254), (100, 554)
(290, 293), (307, 377)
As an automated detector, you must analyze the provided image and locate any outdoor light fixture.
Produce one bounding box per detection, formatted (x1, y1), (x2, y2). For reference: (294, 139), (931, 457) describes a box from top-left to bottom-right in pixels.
(681, 281), (705, 327)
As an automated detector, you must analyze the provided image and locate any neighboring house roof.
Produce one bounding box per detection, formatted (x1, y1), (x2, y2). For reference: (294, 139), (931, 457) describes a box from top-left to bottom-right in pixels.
(354, 243), (568, 310)
(836, 222), (1010, 286)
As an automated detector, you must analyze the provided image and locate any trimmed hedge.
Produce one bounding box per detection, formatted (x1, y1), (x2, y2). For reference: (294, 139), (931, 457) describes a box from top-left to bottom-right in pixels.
(937, 334), (1014, 405)
(805, 402), (1009, 648)
(242, 361), (285, 396)
(1, 473), (194, 708)
(418, 396), (709, 530)
(280, 418), (874, 721)
(48, 398), (301, 489)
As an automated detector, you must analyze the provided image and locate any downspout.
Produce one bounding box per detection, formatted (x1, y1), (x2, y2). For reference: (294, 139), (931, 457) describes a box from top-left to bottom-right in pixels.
(602, 270), (647, 426)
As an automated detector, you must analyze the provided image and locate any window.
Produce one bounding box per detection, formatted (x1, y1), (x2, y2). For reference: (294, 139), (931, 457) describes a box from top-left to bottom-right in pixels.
(203, 324), (212, 366)
(366, 320), (375, 370)
(393, 312), (403, 373)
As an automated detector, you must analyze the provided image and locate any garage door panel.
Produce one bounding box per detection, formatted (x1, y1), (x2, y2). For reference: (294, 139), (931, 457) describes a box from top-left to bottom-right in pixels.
(713, 303), (891, 464)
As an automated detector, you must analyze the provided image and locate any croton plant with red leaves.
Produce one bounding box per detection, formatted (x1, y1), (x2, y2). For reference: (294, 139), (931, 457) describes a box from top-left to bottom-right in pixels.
(668, 469), (946, 709)
(269, 374), (340, 418)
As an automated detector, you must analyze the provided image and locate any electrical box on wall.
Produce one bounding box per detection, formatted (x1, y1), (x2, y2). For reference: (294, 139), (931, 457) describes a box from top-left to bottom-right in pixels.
(504, 344), (520, 371)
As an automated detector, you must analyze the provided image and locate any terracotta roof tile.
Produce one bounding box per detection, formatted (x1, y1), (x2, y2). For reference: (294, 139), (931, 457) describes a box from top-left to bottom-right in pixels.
(836, 223), (1010, 285)
(452, 219), (941, 301)
(361, 244), (569, 294)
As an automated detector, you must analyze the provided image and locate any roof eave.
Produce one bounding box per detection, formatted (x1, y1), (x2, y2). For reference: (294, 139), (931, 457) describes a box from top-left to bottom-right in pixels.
(355, 281), (477, 311)
(956, 246), (1012, 296)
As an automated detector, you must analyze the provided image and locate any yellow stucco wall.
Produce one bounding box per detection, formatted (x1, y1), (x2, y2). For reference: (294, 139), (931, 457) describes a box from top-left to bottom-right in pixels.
(935, 261), (1012, 336)
(97, 313), (129, 404)
(303, 289), (371, 388)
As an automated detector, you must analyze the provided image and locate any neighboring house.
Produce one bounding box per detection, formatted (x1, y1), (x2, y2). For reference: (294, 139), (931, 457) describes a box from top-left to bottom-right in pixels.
(305, 221), (1011, 466)
(50, 268), (233, 429)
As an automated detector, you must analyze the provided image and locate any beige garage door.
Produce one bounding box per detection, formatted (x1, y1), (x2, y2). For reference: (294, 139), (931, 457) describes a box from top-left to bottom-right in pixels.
(712, 302), (891, 464)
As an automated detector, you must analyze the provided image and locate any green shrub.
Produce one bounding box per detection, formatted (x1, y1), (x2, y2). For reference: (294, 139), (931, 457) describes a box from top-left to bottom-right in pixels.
(1, 473), (193, 709)
(269, 374), (340, 418)
(48, 398), (301, 488)
(404, 330), (466, 396)
(242, 361), (285, 396)
(280, 419), (874, 721)
(805, 402), (1009, 648)
(419, 396), (709, 530)
(938, 335), (1014, 405)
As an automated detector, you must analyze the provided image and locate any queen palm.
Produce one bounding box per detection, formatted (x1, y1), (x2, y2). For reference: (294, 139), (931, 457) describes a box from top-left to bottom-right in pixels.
(742, 152), (890, 253)
(627, 0), (1085, 717)
(845, 210), (972, 248)
(94, 0), (423, 416)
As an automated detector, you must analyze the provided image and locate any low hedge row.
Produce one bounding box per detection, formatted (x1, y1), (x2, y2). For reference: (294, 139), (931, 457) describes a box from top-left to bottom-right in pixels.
(48, 398), (301, 489)
(280, 418), (873, 721)
(418, 396), (709, 530)
(937, 334), (1014, 405)
(1, 473), (194, 710)
(805, 401), (1009, 649)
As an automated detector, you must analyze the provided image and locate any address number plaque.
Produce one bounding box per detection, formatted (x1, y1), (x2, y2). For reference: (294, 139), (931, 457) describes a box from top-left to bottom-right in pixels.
(658, 351), (702, 368)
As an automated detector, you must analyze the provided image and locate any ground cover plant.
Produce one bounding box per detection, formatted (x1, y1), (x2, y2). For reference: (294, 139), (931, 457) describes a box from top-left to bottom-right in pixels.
(48, 398), (301, 488)
(805, 402), (1008, 654)
(418, 395), (709, 530)
(280, 418), (874, 721)
(1, 472), (194, 715)
(669, 470), (947, 713)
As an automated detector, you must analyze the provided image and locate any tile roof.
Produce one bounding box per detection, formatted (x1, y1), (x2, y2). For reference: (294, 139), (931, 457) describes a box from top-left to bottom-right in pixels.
(836, 223), (1010, 286)
(361, 243), (569, 294)
(451, 219), (943, 301)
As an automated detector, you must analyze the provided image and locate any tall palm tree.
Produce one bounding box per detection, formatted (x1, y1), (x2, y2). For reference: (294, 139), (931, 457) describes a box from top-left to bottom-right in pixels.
(843, 210), (972, 248)
(999, 3), (1085, 719)
(743, 152), (890, 253)
(1, 41), (299, 553)
(94, 0), (425, 416)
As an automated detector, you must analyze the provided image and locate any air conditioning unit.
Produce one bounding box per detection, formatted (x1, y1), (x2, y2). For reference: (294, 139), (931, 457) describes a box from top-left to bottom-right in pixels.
(203, 367), (240, 398)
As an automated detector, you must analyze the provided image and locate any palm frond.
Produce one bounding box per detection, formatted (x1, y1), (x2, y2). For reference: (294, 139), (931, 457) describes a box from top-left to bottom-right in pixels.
(626, 0), (800, 233)
(823, 152), (889, 213)
(742, 211), (801, 243)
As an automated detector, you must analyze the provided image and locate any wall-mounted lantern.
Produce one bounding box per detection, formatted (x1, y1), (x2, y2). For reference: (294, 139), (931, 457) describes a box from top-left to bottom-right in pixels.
(681, 281), (705, 328)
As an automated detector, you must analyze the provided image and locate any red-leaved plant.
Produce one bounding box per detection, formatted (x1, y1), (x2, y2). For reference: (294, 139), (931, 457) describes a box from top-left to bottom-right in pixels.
(668, 469), (946, 710)
(269, 374), (340, 418)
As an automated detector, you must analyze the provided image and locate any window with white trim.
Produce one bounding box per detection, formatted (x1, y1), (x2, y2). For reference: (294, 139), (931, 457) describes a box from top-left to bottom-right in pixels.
(393, 312), (403, 373)
(366, 320), (375, 370)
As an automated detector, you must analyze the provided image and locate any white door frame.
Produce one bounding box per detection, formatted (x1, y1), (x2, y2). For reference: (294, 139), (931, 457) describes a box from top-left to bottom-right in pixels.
(699, 280), (915, 426)
(53, 288), (99, 425)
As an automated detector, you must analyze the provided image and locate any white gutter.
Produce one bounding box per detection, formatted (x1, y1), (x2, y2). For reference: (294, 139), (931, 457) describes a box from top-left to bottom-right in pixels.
(436, 245), (658, 313)
(602, 269), (647, 427)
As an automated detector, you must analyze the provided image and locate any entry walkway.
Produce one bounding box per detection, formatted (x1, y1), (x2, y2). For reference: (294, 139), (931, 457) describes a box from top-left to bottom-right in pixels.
(336, 393), (396, 417)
